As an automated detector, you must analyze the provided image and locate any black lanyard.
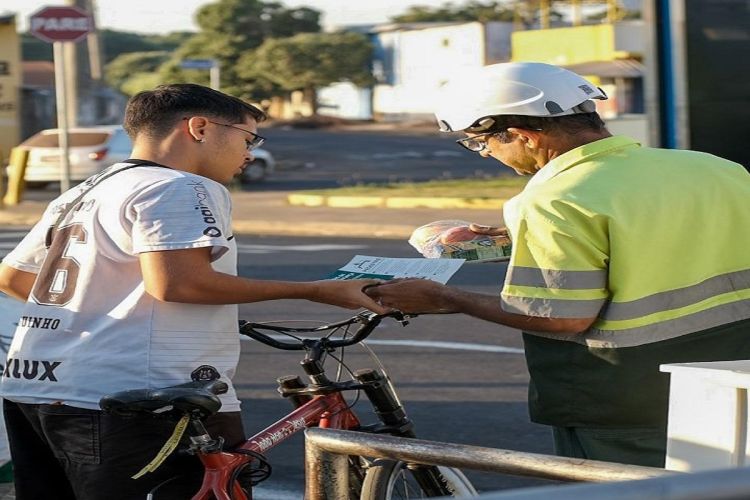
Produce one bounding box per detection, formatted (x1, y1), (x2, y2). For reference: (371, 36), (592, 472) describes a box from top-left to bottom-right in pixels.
(44, 160), (172, 248)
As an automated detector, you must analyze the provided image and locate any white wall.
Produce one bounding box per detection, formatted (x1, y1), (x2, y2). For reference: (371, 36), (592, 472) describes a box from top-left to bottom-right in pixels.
(606, 114), (650, 146)
(373, 23), (489, 117)
(317, 83), (372, 120)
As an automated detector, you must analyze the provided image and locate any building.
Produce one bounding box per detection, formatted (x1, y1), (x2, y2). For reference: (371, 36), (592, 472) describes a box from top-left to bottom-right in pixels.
(511, 21), (649, 144)
(0, 13), (21, 163)
(318, 21), (515, 122)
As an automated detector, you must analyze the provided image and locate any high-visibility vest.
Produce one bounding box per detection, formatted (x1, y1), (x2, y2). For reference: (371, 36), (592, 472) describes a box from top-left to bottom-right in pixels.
(502, 135), (750, 348)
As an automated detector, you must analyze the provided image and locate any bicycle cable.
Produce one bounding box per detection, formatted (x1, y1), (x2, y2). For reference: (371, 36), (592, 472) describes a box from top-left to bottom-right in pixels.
(326, 349), (362, 416)
(360, 340), (392, 382)
(228, 448), (273, 497)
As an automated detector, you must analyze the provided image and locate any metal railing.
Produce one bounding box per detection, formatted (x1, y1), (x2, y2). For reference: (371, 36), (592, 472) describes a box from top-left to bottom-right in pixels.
(304, 428), (676, 499)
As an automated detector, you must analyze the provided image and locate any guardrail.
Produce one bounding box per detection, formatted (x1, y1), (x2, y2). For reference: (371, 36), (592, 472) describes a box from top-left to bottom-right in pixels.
(303, 428), (675, 499)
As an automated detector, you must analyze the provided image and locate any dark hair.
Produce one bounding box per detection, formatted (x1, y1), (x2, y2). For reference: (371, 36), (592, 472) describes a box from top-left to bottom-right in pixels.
(485, 113), (606, 143)
(123, 83), (267, 139)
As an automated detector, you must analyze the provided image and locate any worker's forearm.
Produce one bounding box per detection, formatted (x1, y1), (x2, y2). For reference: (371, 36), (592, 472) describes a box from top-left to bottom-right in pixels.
(442, 287), (595, 334)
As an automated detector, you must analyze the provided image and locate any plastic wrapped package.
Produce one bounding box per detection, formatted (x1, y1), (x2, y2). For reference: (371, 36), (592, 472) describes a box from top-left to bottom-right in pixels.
(408, 220), (512, 262)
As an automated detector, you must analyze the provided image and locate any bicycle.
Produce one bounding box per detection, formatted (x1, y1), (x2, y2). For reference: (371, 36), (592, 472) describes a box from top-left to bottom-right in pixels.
(100, 311), (477, 499)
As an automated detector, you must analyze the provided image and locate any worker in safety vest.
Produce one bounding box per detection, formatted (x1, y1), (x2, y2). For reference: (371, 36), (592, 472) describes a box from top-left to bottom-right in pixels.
(367, 62), (750, 467)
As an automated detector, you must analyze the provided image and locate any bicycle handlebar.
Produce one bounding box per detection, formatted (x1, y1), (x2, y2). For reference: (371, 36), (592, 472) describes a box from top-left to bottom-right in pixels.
(239, 311), (409, 351)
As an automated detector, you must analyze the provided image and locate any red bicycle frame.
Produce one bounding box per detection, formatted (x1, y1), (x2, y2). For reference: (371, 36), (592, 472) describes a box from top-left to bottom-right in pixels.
(190, 391), (359, 500)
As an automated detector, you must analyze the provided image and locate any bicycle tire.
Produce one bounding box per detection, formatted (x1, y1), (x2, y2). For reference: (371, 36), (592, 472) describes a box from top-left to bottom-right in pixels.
(360, 459), (478, 499)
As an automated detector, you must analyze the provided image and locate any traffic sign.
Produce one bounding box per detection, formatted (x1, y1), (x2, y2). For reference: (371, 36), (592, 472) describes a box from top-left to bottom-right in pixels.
(29, 6), (92, 44)
(181, 59), (217, 70)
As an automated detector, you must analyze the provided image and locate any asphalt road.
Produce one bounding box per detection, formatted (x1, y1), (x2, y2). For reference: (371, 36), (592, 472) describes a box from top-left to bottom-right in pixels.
(251, 127), (507, 191)
(233, 234), (555, 497)
(0, 126), (549, 498)
(0, 230), (556, 498)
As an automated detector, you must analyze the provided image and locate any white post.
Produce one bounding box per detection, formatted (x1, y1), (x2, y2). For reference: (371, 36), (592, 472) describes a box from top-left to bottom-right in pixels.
(209, 62), (220, 91)
(53, 41), (72, 193)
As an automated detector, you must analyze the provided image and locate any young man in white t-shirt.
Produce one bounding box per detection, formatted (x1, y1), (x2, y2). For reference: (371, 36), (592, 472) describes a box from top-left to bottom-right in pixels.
(0, 83), (387, 500)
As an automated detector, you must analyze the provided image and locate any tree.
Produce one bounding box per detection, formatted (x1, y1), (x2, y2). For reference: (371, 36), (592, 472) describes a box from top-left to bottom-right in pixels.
(22, 30), (194, 63)
(392, 1), (514, 23)
(105, 51), (171, 95)
(240, 32), (375, 112)
(158, 0), (322, 98)
(21, 34), (53, 61)
(586, 7), (642, 21)
(120, 72), (163, 96)
(101, 30), (194, 63)
(390, 1), (563, 27)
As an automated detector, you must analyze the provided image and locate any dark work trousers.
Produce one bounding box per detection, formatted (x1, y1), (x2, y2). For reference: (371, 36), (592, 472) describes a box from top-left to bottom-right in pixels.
(3, 399), (245, 500)
(552, 425), (667, 468)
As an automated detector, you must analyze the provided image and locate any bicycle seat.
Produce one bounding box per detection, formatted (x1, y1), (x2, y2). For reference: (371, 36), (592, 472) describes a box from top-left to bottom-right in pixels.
(100, 380), (228, 419)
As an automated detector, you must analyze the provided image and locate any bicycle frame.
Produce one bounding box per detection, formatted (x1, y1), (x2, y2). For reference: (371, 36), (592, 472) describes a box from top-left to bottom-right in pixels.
(190, 391), (360, 500)
(102, 312), (463, 500)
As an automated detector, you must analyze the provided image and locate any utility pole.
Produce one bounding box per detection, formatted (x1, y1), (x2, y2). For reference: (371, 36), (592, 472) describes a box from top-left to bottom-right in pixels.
(63, 0), (100, 126)
(85, 0), (103, 82)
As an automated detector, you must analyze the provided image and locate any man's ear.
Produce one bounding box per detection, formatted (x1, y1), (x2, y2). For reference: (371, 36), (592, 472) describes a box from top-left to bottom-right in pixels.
(185, 116), (210, 143)
(506, 127), (542, 149)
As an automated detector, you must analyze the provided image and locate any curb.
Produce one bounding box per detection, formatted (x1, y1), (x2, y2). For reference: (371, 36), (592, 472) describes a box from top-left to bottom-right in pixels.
(287, 194), (507, 210)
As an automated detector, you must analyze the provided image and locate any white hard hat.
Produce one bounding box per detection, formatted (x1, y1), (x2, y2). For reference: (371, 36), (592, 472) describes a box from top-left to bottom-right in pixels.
(435, 62), (608, 132)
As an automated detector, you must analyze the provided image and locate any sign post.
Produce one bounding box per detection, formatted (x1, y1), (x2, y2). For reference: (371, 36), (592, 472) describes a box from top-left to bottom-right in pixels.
(29, 6), (92, 193)
(181, 59), (220, 91)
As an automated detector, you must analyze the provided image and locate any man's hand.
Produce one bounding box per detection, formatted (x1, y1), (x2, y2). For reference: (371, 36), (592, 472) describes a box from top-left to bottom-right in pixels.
(364, 279), (458, 314)
(311, 279), (391, 314)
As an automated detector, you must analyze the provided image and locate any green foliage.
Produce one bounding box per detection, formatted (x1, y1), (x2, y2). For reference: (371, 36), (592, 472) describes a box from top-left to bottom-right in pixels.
(391, 1), (514, 23)
(161, 0), (322, 99)
(22, 30), (193, 63)
(105, 51), (171, 94)
(100, 30), (193, 63)
(240, 32), (375, 91)
(585, 8), (642, 21)
(390, 1), (563, 27)
(120, 72), (163, 96)
(21, 34), (53, 61)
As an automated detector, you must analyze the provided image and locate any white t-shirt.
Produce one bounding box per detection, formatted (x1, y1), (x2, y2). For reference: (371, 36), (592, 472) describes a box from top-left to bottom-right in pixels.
(1, 162), (241, 411)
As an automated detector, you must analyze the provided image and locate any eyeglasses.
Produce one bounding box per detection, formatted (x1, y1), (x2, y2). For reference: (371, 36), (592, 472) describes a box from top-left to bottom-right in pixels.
(455, 132), (498, 153)
(207, 120), (266, 151)
(455, 126), (543, 153)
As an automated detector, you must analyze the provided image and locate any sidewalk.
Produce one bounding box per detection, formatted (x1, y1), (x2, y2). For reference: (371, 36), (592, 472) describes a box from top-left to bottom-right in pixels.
(0, 190), (506, 238)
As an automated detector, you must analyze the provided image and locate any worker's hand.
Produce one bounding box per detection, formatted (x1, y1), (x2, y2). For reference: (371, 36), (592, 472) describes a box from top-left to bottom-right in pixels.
(365, 279), (459, 315)
(468, 223), (508, 237)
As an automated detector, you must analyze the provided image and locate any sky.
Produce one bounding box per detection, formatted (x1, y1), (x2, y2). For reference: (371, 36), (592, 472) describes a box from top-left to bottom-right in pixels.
(2, 0), (451, 33)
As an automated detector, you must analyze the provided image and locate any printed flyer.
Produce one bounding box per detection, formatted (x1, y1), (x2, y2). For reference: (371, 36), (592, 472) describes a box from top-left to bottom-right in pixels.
(326, 255), (464, 284)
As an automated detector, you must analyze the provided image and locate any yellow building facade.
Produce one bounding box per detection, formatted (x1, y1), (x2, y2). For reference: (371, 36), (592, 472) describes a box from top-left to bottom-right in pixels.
(0, 14), (21, 164)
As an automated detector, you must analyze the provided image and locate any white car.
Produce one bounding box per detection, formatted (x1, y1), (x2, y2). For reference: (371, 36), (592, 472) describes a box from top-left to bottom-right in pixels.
(8, 125), (275, 188)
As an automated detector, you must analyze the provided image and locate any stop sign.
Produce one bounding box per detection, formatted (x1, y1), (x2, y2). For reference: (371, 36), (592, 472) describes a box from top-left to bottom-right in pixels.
(29, 6), (92, 43)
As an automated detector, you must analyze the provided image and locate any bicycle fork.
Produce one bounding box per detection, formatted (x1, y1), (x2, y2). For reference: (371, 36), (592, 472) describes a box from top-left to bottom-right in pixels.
(353, 369), (451, 496)
(278, 369), (451, 497)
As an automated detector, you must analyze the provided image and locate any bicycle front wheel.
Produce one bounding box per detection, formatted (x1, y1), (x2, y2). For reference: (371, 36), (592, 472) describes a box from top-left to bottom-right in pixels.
(360, 460), (478, 499)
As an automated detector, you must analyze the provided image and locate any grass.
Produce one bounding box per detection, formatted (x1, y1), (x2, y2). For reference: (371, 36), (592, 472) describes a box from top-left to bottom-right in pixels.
(304, 176), (529, 199)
